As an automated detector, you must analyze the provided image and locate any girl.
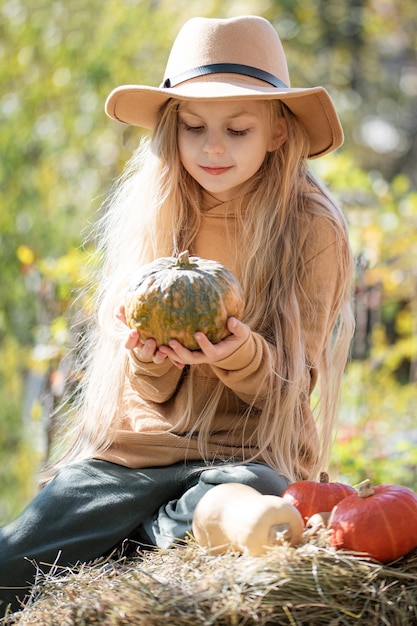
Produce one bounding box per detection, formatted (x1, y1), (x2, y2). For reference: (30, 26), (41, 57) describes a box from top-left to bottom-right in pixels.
(0, 15), (354, 614)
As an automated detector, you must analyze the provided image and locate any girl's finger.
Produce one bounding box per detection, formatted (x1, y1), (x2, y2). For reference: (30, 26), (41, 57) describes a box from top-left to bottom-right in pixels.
(227, 317), (250, 340)
(125, 329), (140, 350)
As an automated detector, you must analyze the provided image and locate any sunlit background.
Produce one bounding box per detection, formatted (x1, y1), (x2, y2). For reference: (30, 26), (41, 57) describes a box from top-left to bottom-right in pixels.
(1, 0), (416, 523)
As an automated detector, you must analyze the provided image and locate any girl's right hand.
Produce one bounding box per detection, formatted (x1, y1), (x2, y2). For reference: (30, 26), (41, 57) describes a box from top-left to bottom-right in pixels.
(115, 304), (168, 365)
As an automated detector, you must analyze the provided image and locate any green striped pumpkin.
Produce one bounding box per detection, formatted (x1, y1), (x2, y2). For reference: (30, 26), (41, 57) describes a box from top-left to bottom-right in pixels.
(125, 251), (244, 350)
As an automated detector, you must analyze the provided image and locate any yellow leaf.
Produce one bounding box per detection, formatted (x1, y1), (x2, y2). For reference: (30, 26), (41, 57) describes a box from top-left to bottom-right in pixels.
(16, 245), (35, 265)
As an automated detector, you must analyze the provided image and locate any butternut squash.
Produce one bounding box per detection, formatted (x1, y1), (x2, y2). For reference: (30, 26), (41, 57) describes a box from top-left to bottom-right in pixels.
(192, 483), (304, 556)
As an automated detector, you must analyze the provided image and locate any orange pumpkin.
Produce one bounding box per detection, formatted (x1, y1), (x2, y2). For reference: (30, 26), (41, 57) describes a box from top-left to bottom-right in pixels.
(328, 479), (417, 563)
(282, 472), (355, 523)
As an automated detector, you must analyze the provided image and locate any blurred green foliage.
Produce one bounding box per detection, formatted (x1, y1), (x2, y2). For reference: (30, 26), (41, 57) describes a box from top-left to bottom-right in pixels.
(1, 0), (416, 523)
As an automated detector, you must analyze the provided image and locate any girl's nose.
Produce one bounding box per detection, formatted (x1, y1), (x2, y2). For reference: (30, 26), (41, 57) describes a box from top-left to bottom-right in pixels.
(203, 130), (225, 155)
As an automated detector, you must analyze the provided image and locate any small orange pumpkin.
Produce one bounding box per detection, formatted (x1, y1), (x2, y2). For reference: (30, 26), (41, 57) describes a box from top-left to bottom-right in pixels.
(328, 479), (417, 563)
(282, 471), (355, 523)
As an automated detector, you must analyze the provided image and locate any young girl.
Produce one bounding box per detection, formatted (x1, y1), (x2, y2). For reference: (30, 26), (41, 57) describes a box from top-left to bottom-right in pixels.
(0, 15), (354, 614)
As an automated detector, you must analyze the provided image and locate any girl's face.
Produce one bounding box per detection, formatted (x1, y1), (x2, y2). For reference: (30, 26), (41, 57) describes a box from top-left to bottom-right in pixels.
(177, 100), (284, 202)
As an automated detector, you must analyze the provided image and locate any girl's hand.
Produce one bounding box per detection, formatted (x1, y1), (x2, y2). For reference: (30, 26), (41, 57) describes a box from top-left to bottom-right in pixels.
(115, 305), (168, 365)
(158, 317), (250, 368)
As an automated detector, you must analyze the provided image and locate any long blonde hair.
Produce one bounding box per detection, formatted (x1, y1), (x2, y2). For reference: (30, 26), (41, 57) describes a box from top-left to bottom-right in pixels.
(44, 98), (354, 482)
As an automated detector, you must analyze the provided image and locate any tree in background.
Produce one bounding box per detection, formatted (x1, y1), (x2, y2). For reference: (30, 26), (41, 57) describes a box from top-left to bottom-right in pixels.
(1, 0), (416, 522)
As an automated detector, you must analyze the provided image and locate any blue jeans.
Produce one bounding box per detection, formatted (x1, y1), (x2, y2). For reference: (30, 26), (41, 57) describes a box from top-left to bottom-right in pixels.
(0, 459), (289, 615)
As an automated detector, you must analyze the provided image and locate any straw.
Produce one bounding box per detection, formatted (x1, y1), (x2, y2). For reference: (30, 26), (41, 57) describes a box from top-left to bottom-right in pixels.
(4, 534), (417, 626)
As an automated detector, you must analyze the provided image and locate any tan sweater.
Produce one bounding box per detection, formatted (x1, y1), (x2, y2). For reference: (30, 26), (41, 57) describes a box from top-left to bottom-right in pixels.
(98, 192), (342, 478)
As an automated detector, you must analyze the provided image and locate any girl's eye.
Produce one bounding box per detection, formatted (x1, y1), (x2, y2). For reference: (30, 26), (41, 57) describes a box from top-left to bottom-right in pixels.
(180, 123), (204, 133)
(229, 128), (249, 136)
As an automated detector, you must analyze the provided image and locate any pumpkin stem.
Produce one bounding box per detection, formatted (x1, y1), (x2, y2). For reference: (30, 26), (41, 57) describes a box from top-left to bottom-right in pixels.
(319, 471), (329, 483)
(356, 479), (375, 498)
(175, 250), (192, 267)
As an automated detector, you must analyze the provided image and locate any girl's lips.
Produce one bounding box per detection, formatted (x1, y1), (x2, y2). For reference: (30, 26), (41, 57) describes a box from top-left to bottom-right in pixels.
(200, 166), (232, 176)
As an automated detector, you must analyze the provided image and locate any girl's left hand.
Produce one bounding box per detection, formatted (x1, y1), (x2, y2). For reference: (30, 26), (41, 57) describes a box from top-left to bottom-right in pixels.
(115, 304), (168, 364)
(158, 317), (250, 368)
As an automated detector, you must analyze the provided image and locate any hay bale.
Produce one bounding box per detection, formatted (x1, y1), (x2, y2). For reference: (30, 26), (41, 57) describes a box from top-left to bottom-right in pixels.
(4, 535), (417, 625)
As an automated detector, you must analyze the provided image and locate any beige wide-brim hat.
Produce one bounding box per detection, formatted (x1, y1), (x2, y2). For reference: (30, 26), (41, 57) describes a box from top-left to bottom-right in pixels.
(105, 16), (343, 159)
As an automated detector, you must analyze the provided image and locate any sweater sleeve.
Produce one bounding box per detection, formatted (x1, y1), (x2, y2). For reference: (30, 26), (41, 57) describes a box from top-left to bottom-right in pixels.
(210, 331), (274, 406)
(300, 214), (346, 379)
(210, 219), (342, 405)
(126, 351), (183, 403)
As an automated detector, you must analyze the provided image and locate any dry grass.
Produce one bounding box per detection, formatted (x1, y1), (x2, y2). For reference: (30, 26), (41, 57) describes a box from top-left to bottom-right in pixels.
(3, 533), (417, 626)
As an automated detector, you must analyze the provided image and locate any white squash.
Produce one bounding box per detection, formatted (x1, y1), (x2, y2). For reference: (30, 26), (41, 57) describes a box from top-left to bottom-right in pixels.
(192, 482), (304, 556)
